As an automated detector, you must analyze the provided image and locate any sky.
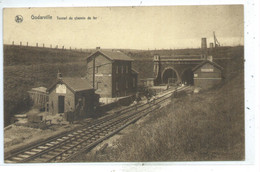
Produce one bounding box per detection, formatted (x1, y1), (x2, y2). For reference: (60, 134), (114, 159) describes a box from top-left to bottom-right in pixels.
(3, 5), (244, 49)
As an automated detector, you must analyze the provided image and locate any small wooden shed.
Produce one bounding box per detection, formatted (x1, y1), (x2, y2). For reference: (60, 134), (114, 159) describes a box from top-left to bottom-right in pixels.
(28, 87), (48, 110)
(47, 77), (99, 117)
(192, 60), (223, 89)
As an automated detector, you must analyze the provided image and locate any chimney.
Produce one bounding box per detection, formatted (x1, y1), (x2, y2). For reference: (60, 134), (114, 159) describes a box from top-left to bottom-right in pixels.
(201, 38), (208, 58)
(153, 54), (160, 61)
(57, 70), (62, 80)
(207, 55), (213, 62)
(96, 47), (100, 50)
(209, 43), (214, 49)
(201, 38), (207, 49)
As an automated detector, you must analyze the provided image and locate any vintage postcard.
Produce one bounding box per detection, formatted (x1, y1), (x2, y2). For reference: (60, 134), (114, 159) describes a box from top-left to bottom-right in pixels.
(1, 3), (250, 167)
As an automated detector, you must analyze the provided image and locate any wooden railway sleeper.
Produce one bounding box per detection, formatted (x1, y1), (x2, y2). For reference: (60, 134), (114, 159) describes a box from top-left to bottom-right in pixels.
(6, 88), (181, 163)
(24, 151), (37, 155)
(62, 105), (160, 162)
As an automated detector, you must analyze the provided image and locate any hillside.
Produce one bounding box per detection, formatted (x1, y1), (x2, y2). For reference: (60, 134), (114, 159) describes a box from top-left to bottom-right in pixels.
(4, 45), (91, 126)
(3, 45), (244, 127)
(4, 45), (90, 66)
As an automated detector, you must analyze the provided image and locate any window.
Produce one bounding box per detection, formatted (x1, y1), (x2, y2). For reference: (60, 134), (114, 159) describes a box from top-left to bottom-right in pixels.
(82, 97), (86, 107)
(121, 65), (124, 74)
(126, 66), (129, 74)
(96, 82), (102, 91)
(116, 65), (119, 74)
(126, 80), (128, 89)
(96, 82), (101, 90)
(133, 78), (136, 87)
(95, 66), (98, 73)
(116, 81), (119, 91)
(46, 103), (49, 112)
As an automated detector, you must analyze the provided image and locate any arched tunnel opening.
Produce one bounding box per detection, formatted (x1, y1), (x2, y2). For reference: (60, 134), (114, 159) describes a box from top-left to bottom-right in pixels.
(181, 69), (194, 85)
(162, 68), (177, 84)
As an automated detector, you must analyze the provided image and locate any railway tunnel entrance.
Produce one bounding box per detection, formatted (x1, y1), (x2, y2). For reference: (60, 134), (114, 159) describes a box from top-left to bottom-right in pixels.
(162, 68), (178, 84)
(181, 69), (194, 85)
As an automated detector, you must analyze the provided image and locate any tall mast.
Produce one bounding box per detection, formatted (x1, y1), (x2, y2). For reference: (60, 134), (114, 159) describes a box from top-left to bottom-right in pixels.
(213, 31), (220, 47)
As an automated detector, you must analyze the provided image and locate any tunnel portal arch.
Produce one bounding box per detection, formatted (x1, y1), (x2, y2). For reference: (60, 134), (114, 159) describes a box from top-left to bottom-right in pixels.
(181, 68), (194, 85)
(161, 67), (178, 84)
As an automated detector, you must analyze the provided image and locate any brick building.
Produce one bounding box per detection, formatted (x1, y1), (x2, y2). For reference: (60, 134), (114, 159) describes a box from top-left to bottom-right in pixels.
(192, 60), (223, 89)
(86, 50), (138, 98)
(47, 75), (99, 117)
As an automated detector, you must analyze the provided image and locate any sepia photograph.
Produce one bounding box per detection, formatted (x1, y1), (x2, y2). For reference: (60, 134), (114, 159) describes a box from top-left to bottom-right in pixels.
(2, 4), (247, 165)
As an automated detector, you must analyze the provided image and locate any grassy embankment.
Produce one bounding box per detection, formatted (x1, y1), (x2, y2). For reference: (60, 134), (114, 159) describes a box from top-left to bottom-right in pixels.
(73, 69), (244, 161)
(71, 47), (244, 161)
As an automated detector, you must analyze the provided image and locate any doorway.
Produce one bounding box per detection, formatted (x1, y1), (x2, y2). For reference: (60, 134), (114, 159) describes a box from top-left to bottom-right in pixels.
(58, 96), (65, 113)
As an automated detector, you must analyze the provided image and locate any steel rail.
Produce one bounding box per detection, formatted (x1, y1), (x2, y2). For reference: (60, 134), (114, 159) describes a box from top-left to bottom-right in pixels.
(55, 86), (189, 162)
(4, 107), (129, 161)
(5, 86), (190, 163)
(5, 111), (129, 163)
(62, 87), (184, 162)
(26, 100), (158, 163)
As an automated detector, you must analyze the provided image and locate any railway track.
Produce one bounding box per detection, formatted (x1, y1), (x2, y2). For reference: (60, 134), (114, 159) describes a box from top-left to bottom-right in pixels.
(5, 86), (190, 163)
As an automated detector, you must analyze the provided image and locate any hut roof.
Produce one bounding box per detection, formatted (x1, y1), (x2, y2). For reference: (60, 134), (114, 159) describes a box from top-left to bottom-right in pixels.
(87, 50), (134, 61)
(192, 60), (224, 72)
(31, 87), (47, 93)
(47, 77), (93, 93)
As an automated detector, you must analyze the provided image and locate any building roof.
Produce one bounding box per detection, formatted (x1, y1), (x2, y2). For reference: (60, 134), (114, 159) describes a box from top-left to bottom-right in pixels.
(160, 55), (202, 59)
(47, 77), (93, 93)
(192, 60), (224, 72)
(87, 50), (134, 61)
(140, 78), (155, 81)
(31, 87), (47, 93)
(62, 77), (93, 91)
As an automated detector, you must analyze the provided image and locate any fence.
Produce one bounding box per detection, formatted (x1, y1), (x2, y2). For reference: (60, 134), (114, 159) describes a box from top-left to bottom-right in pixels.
(98, 95), (135, 113)
(7, 41), (92, 52)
